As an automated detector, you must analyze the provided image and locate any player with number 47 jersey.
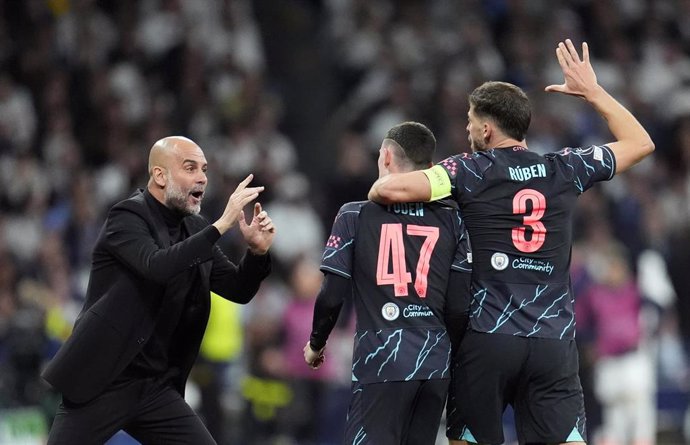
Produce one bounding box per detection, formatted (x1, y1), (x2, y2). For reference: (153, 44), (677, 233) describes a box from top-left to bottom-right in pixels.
(321, 199), (471, 383)
(304, 122), (472, 445)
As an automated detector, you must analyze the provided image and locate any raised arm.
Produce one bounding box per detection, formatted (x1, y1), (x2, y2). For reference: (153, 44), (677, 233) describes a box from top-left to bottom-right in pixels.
(545, 39), (654, 173)
(368, 170), (432, 204)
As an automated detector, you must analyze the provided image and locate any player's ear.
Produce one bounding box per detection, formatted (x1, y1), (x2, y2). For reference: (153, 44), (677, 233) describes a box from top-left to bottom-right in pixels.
(383, 146), (392, 167)
(483, 123), (492, 143)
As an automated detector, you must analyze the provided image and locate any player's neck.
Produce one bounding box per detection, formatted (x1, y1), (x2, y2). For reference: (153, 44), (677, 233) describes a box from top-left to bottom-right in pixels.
(491, 137), (527, 150)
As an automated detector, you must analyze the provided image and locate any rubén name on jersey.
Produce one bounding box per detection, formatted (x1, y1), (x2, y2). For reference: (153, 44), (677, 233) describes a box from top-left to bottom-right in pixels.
(509, 164), (546, 181)
(387, 202), (424, 216)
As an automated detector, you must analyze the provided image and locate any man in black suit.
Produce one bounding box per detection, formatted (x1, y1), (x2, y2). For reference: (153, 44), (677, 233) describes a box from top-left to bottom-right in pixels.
(43, 136), (275, 444)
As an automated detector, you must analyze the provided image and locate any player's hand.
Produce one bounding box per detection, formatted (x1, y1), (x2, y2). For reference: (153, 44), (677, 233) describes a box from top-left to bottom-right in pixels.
(239, 202), (275, 255)
(213, 174), (264, 234)
(545, 39), (599, 100)
(303, 341), (325, 370)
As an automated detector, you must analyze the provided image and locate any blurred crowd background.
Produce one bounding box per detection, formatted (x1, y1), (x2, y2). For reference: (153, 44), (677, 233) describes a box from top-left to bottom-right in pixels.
(1, 0), (690, 444)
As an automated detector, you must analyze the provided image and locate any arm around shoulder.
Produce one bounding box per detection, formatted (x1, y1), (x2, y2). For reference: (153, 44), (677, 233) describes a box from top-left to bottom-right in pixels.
(368, 171), (433, 204)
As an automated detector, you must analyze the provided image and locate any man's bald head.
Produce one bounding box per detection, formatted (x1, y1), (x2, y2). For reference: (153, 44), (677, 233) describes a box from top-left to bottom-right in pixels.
(148, 136), (200, 177)
(147, 136), (208, 215)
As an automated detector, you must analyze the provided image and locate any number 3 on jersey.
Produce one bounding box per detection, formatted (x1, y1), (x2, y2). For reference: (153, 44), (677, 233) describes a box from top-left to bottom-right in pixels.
(512, 189), (547, 253)
(376, 224), (439, 298)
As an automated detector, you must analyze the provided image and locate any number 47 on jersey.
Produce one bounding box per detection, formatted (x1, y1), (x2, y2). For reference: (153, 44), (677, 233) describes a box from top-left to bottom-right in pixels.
(376, 223), (439, 298)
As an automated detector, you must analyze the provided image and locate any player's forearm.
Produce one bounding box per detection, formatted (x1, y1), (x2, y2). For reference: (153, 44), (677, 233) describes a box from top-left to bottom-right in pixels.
(444, 271), (471, 354)
(310, 299), (339, 350)
(586, 85), (655, 171)
(368, 175), (396, 204)
(368, 171), (432, 204)
(309, 273), (348, 350)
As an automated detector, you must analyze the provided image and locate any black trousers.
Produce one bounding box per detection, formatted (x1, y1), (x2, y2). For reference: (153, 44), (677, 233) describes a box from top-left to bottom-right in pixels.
(47, 377), (216, 445)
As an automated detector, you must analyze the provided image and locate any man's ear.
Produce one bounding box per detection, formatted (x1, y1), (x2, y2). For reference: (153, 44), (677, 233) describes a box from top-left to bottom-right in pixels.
(483, 122), (492, 143)
(152, 166), (166, 187)
(383, 146), (392, 168)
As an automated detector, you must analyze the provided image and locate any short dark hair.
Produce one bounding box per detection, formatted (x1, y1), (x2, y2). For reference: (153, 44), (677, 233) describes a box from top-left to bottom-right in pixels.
(469, 81), (531, 141)
(384, 121), (436, 169)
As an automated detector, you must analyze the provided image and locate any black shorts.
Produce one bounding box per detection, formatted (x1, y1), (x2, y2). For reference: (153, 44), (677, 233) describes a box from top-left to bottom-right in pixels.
(345, 379), (449, 445)
(446, 330), (586, 444)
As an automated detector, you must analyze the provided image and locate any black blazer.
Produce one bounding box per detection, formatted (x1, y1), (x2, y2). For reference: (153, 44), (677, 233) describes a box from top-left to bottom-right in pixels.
(42, 189), (271, 403)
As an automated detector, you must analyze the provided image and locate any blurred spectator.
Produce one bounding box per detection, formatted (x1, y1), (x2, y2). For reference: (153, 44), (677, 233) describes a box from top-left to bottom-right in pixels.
(0, 74), (37, 153)
(240, 277), (291, 443)
(668, 222), (690, 371)
(263, 173), (325, 272)
(190, 292), (246, 445)
(319, 128), (377, 226)
(278, 256), (348, 445)
(576, 241), (656, 445)
(0, 244), (50, 411)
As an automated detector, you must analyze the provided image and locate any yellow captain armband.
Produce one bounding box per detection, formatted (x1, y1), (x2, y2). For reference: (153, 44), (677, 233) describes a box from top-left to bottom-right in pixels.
(422, 165), (452, 201)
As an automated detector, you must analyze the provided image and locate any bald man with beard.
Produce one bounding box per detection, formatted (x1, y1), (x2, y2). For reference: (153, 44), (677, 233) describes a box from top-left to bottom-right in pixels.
(43, 136), (275, 444)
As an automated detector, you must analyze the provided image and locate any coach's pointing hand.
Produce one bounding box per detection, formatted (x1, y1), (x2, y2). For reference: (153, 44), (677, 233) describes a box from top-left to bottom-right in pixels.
(213, 174), (264, 235)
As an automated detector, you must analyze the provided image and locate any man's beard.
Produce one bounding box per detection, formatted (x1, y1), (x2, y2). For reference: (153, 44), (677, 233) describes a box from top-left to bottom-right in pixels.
(469, 135), (487, 152)
(467, 136), (482, 153)
(164, 174), (201, 215)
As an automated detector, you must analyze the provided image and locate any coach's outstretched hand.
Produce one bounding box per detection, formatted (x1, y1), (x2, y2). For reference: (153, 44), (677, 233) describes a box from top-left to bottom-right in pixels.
(240, 202), (275, 255)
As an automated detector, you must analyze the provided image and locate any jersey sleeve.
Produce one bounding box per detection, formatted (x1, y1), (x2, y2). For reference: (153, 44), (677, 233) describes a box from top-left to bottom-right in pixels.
(450, 209), (472, 273)
(549, 145), (616, 193)
(434, 153), (486, 199)
(320, 201), (362, 278)
(309, 273), (349, 350)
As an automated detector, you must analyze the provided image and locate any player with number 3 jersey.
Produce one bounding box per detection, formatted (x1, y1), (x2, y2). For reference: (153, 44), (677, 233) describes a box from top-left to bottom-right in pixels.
(369, 40), (654, 445)
(432, 144), (613, 340)
(305, 122), (472, 445)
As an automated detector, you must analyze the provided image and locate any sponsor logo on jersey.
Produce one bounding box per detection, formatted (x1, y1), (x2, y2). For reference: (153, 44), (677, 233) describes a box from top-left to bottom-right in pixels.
(381, 302), (400, 321)
(511, 257), (555, 275)
(491, 252), (509, 270)
(403, 304), (434, 318)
